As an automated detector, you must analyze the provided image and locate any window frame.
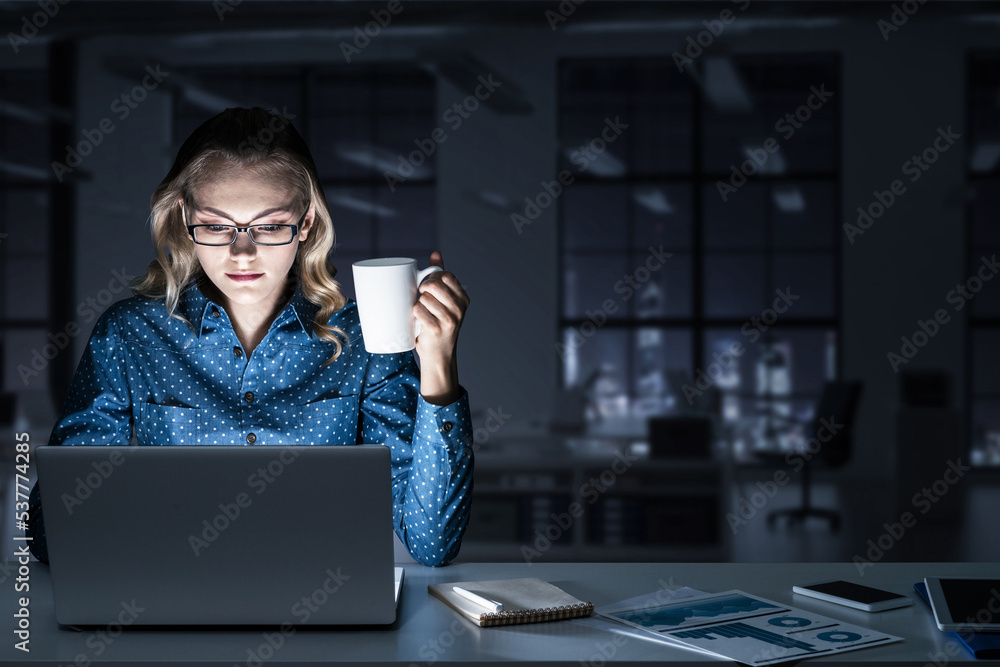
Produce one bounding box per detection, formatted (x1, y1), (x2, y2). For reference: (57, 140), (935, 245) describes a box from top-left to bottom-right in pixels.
(169, 63), (439, 301)
(555, 55), (842, 451)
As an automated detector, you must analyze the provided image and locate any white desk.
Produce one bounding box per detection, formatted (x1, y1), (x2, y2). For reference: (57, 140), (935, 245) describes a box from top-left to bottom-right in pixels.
(1, 561), (998, 665)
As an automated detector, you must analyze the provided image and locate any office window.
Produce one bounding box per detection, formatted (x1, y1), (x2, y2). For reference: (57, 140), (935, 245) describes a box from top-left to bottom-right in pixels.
(172, 64), (437, 299)
(968, 53), (1000, 467)
(557, 56), (840, 458)
(0, 64), (53, 397)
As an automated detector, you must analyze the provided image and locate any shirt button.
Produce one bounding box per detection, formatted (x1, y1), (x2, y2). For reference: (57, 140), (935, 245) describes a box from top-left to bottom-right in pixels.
(234, 346), (243, 358)
(212, 309), (220, 319)
(442, 421), (454, 433)
(246, 432), (256, 444)
(244, 391), (255, 403)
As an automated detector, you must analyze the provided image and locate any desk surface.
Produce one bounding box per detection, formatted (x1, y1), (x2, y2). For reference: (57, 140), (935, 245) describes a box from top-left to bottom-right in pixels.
(2, 561), (998, 666)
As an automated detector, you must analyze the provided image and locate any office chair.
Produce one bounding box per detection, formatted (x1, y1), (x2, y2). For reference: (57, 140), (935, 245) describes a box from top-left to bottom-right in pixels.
(757, 380), (863, 531)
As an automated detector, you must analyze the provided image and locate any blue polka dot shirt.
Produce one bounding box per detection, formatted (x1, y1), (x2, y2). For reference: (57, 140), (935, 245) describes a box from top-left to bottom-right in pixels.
(27, 279), (474, 567)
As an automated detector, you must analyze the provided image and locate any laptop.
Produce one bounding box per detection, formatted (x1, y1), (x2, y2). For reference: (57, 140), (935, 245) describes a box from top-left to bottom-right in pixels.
(35, 444), (403, 626)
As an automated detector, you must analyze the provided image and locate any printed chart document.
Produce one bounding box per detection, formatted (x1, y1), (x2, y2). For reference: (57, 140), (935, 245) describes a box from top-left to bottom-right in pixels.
(597, 589), (902, 665)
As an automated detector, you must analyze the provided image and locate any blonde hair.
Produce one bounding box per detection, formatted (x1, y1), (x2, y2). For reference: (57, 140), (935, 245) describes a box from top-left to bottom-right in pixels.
(132, 107), (350, 363)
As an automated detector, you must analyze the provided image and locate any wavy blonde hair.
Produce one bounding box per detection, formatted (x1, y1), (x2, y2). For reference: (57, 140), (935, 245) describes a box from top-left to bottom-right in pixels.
(132, 107), (350, 363)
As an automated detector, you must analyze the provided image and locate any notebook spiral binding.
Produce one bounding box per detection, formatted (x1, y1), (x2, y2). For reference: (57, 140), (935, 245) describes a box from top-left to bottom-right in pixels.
(478, 602), (595, 627)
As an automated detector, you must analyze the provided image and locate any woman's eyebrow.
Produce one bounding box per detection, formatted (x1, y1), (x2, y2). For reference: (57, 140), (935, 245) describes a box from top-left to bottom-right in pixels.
(195, 205), (293, 221)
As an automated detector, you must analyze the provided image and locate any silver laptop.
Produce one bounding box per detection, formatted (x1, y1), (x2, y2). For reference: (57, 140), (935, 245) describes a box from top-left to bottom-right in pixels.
(36, 444), (402, 626)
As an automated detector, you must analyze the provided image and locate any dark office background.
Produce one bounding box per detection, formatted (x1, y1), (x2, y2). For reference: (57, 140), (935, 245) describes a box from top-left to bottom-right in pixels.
(1, 0), (998, 563)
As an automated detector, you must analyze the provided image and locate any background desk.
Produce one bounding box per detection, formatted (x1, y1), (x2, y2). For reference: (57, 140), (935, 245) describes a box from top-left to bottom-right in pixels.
(2, 561), (998, 666)
(465, 450), (730, 562)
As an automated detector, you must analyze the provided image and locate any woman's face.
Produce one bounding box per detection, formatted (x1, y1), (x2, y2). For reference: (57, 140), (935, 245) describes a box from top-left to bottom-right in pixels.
(184, 174), (312, 314)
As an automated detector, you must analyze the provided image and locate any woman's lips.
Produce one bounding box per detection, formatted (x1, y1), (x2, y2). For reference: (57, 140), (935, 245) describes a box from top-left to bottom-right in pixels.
(226, 273), (263, 283)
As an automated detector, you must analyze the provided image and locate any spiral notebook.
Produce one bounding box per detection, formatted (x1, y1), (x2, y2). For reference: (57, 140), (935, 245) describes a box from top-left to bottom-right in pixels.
(428, 577), (594, 627)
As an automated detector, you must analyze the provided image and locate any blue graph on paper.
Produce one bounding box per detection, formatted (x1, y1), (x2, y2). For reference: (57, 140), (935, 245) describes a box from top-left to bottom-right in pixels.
(671, 621), (820, 652)
(598, 589), (902, 666)
(611, 594), (781, 628)
(768, 616), (812, 628)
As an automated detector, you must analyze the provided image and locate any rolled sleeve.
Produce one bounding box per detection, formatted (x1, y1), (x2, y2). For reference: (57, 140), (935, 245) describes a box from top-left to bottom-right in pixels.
(360, 351), (473, 567)
(414, 390), (473, 452)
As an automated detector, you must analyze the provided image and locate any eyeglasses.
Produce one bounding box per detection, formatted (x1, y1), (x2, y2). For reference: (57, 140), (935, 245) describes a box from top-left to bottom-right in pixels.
(184, 200), (310, 246)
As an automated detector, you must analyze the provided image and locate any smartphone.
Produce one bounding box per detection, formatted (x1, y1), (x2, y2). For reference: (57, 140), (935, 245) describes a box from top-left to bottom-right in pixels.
(792, 580), (913, 612)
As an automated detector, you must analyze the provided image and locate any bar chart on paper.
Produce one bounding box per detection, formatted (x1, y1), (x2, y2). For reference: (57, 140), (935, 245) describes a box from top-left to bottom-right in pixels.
(602, 590), (901, 666)
(672, 621), (821, 651)
(611, 593), (782, 629)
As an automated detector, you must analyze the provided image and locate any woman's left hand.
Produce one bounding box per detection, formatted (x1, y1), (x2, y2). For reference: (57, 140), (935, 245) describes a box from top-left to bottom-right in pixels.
(413, 250), (469, 405)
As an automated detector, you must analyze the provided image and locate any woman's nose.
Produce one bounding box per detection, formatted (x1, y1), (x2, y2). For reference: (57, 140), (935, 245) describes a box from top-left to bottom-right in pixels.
(229, 229), (257, 256)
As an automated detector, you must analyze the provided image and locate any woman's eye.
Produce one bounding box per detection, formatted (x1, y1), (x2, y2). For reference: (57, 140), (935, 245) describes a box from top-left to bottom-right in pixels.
(205, 225), (232, 233)
(255, 225), (283, 233)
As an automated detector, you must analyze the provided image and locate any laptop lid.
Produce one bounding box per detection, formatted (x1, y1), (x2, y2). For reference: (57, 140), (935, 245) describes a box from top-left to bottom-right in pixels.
(36, 445), (397, 626)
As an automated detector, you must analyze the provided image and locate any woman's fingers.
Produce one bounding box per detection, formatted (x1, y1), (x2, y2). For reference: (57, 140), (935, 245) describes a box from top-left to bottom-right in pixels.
(418, 272), (469, 321)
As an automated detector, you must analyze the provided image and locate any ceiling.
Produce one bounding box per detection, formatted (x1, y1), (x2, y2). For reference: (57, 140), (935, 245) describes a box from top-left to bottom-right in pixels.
(1, 0), (998, 39)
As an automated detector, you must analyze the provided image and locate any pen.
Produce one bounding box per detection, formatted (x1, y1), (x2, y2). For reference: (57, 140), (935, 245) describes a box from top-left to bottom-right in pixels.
(453, 586), (504, 612)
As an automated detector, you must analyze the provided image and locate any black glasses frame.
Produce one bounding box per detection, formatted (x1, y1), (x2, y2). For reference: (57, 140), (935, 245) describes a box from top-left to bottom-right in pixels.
(183, 200), (311, 246)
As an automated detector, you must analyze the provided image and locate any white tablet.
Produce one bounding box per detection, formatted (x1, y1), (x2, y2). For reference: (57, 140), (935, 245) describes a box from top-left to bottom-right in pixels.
(923, 577), (1000, 631)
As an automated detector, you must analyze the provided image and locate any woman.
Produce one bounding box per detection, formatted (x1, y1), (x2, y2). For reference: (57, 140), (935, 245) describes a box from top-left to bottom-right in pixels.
(27, 107), (473, 567)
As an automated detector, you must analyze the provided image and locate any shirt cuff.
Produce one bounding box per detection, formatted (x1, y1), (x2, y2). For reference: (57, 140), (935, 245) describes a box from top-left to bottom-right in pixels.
(414, 385), (472, 451)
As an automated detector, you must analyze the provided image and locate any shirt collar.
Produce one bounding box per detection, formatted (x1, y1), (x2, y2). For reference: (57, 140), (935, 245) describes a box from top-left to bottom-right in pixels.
(177, 277), (321, 339)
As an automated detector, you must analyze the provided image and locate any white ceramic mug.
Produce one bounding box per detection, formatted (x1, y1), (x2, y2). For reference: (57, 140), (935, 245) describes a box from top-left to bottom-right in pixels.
(352, 258), (444, 353)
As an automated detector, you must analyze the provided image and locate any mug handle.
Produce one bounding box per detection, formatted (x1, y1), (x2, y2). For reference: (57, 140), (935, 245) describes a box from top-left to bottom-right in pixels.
(413, 266), (445, 339)
(416, 265), (444, 283)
